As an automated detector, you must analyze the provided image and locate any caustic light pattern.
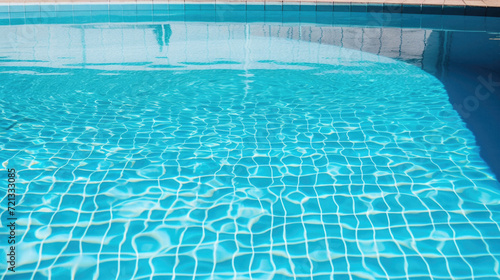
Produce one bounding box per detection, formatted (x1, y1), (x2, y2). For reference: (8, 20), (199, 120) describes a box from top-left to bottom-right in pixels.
(0, 23), (499, 280)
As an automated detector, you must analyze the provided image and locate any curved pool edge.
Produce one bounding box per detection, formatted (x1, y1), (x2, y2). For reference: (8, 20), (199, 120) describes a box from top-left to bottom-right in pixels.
(1, 9), (500, 34)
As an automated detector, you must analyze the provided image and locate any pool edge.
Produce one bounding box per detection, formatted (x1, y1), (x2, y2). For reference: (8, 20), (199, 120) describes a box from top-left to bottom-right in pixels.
(0, 1), (498, 18)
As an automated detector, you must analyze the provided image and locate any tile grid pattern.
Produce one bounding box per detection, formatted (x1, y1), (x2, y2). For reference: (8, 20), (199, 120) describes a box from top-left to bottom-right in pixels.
(0, 0), (499, 17)
(1, 8), (500, 280)
(0, 11), (498, 33)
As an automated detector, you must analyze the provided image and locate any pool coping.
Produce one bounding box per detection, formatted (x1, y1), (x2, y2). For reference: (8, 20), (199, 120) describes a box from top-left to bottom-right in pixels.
(0, 1), (499, 17)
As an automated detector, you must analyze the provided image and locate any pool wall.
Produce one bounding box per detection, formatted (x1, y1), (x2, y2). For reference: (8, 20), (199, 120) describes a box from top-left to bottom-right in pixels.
(0, 0), (499, 20)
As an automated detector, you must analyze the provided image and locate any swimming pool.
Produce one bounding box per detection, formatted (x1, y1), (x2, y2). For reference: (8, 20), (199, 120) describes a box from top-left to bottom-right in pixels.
(1, 5), (500, 280)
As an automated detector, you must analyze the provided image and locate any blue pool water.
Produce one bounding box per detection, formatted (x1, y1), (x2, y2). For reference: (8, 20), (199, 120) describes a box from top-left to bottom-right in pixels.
(1, 9), (500, 280)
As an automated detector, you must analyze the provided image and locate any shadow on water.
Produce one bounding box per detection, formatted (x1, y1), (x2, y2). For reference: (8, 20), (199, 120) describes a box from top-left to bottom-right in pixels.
(430, 31), (500, 182)
(289, 25), (500, 182)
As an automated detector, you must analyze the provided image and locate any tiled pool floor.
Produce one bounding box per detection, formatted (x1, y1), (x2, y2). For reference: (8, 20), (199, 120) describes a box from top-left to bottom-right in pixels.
(1, 19), (500, 279)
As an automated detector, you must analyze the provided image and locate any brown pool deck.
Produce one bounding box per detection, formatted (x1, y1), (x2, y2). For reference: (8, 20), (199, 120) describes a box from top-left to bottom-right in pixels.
(0, 0), (499, 17)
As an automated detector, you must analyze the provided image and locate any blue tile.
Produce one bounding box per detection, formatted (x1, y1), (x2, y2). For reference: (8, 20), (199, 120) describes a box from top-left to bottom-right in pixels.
(485, 17), (499, 31)
(421, 4), (442, 15)
(25, 5), (40, 12)
(91, 14), (110, 23)
(402, 4), (421, 14)
(10, 12), (25, 19)
(37, 16), (53, 24)
(216, 4), (232, 11)
(73, 4), (91, 11)
(153, 14), (169, 21)
(109, 10), (123, 17)
(9, 5), (24, 13)
(40, 11), (57, 18)
(91, 4), (109, 11)
(200, 4), (216, 10)
(137, 15), (153, 22)
(247, 4), (265, 11)
(153, 9), (169, 15)
(420, 14), (443, 28)
(214, 9), (227, 19)
(401, 14), (422, 28)
(225, 9), (247, 19)
(443, 5), (464, 15)
(137, 10), (153, 16)
(73, 15), (92, 24)
(0, 5), (8, 13)
(55, 11), (74, 18)
(154, 3), (169, 11)
(56, 16), (75, 23)
(333, 4), (350, 12)
(351, 3), (367, 13)
(367, 4), (383, 13)
(122, 10), (138, 16)
(109, 4), (124, 11)
(109, 14), (124, 22)
(90, 11), (109, 17)
(0, 12), (9, 19)
(56, 4), (73, 12)
(214, 10), (234, 22)
(197, 10), (217, 21)
(246, 10), (265, 20)
(121, 4), (137, 11)
(73, 10), (92, 18)
(137, 3), (153, 11)
(73, 10), (92, 17)
(25, 11), (41, 19)
(185, 4), (201, 10)
(26, 16), (44, 24)
(299, 11), (316, 22)
(167, 10), (184, 20)
(41, 17), (58, 24)
(460, 15), (484, 30)
(232, 4), (247, 11)
(283, 4), (299, 11)
(265, 3), (282, 11)
(184, 11), (201, 20)
(264, 10), (283, 21)
(10, 18), (26, 25)
(465, 6), (486, 16)
(300, 3), (315, 11)
(122, 15), (138, 22)
(168, 4), (185, 10)
(283, 10), (300, 20)
(349, 16), (368, 26)
(383, 4), (402, 13)
(442, 15), (465, 29)
(486, 7), (500, 17)
(92, 11), (109, 17)
(317, 4), (333, 12)
(316, 11), (333, 23)
(192, 10), (214, 22)
(40, 5), (56, 12)
(217, 4), (246, 11)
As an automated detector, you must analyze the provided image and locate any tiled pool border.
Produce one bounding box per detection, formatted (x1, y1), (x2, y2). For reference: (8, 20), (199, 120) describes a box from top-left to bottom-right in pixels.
(0, 2), (499, 18)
